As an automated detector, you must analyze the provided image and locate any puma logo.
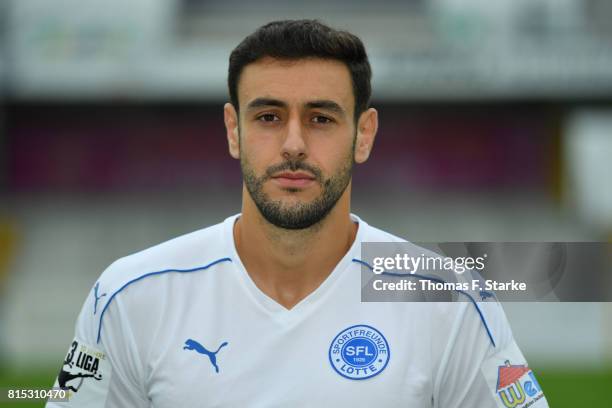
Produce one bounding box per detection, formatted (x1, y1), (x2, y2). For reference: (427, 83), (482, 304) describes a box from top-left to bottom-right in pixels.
(93, 282), (107, 315)
(183, 339), (228, 373)
(480, 290), (495, 301)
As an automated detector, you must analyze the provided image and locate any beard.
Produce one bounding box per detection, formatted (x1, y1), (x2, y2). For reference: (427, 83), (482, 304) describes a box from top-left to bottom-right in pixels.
(241, 150), (354, 230)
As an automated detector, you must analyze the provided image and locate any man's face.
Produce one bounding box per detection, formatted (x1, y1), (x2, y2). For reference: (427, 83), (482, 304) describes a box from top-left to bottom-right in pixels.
(233, 57), (357, 229)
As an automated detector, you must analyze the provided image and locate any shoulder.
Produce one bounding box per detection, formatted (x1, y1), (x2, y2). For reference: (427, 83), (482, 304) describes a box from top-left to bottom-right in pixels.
(98, 215), (235, 292)
(79, 215), (237, 344)
(354, 215), (508, 348)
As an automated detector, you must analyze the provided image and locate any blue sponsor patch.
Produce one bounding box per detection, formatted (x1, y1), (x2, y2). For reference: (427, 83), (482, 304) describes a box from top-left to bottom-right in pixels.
(329, 324), (390, 380)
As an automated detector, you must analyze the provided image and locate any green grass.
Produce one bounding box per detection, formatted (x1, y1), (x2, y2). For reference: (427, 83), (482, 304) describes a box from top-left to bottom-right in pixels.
(536, 367), (612, 407)
(0, 366), (610, 406)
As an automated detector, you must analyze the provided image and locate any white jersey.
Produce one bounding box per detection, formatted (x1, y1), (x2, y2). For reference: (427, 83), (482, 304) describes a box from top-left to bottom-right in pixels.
(47, 214), (548, 408)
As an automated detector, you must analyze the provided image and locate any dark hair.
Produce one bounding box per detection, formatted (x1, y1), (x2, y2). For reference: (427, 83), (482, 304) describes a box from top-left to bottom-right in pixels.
(228, 19), (372, 121)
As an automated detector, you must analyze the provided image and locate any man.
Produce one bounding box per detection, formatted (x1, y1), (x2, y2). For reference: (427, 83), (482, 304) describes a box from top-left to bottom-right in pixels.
(47, 20), (548, 407)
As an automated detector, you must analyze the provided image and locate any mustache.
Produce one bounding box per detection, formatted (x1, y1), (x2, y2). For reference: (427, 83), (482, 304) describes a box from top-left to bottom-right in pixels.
(264, 160), (323, 182)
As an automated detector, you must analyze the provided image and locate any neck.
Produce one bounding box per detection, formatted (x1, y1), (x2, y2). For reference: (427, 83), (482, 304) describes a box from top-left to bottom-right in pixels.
(234, 185), (357, 309)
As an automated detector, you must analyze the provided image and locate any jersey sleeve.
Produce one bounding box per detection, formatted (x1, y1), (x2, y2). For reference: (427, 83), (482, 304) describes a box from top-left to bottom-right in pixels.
(46, 262), (150, 408)
(433, 301), (549, 408)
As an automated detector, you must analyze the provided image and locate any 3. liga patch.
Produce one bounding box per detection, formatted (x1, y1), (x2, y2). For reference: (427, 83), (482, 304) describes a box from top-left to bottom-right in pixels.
(329, 324), (390, 380)
(52, 337), (112, 406)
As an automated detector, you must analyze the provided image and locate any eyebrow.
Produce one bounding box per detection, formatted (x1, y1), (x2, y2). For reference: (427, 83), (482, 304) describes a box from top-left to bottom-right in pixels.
(245, 98), (346, 118)
(305, 100), (346, 117)
(246, 98), (287, 111)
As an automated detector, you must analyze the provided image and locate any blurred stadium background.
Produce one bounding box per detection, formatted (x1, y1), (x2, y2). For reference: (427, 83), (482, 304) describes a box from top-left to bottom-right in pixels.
(0, 0), (611, 406)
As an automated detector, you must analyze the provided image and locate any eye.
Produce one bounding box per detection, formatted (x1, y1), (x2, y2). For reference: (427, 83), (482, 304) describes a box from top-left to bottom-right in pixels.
(256, 113), (280, 122)
(311, 115), (334, 124)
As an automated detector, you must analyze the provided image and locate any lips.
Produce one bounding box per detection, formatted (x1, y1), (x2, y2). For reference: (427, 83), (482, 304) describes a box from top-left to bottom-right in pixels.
(272, 172), (315, 180)
(271, 172), (316, 188)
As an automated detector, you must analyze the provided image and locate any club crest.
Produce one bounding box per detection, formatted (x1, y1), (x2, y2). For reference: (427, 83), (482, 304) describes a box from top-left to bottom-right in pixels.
(329, 324), (390, 380)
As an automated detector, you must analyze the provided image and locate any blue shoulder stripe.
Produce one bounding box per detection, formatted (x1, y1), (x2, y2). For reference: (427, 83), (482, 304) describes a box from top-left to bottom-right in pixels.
(352, 258), (496, 347)
(96, 257), (232, 343)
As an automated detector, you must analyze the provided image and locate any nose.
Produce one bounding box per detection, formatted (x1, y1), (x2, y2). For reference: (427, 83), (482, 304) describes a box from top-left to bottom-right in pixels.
(281, 116), (307, 161)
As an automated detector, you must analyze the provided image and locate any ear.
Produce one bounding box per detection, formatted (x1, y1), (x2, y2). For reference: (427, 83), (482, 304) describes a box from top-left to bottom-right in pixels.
(224, 103), (240, 159)
(354, 108), (378, 164)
